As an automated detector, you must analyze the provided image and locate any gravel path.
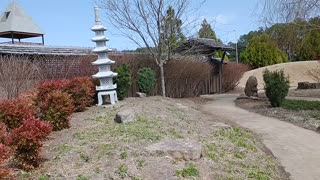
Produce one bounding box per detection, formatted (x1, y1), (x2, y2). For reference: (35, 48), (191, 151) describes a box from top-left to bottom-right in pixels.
(201, 94), (320, 180)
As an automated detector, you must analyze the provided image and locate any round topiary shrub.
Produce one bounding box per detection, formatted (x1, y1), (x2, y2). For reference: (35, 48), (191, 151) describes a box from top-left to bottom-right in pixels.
(114, 64), (132, 100)
(263, 69), (290, 107)
(137, 67), (156, 96)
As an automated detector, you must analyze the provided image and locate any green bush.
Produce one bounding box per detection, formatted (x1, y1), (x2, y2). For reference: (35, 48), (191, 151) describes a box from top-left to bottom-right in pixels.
(263, 69), (290, 107)
(282, 99), (320, 110)
(114, 64), (132, 100)
(137, 68), (156, 95)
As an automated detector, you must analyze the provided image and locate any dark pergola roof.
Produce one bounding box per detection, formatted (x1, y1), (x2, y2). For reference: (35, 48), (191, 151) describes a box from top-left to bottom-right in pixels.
(175, 38), (235, 56)
(0, 31), (43, 39)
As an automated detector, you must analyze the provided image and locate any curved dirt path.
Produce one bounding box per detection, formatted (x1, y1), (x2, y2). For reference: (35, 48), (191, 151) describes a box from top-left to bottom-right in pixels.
(201, 94), (320, 180)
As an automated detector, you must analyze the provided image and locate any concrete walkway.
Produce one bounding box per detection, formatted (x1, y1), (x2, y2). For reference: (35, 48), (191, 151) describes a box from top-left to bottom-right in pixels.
(201, 94), (320, 180)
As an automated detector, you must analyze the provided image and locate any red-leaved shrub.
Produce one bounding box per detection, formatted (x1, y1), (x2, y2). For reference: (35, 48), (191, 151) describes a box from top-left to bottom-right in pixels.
(63, 77), (95, 112)
(0, 98), (36, 129)
(222, 63), (250, 92)
(35, 80), (67, 102)
(9, 117), (52, 170)
(37, 90), (74, 131)
(0, 122), (12, 178)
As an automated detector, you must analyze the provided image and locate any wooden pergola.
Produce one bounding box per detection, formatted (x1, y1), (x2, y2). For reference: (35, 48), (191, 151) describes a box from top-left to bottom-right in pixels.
(0, 2), (45, 45)
(175, 38), (235, 93)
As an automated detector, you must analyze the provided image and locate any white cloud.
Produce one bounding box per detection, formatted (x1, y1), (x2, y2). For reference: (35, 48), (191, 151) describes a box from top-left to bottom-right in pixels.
(214, 14), (230, 25)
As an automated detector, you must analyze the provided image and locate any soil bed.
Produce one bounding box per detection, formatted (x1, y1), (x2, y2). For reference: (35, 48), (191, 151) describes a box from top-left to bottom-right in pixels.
(236, 90), (320, 133)
(17, 97), (286, 180)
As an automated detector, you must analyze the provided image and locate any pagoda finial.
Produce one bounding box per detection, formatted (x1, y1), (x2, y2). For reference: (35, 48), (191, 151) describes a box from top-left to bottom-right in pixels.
(94, 5), (101, 25)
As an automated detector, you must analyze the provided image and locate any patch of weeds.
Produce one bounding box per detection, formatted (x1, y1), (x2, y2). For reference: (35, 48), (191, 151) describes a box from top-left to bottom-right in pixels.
(131, 176), (142, 180)
(136, 159), (145, 169)
(218, 128), (257, 151)
(168, 107), (187, 120)
(107, 116), (163, 142)
(79, 152), (90, 162)
(247, 171), (270, 180)
(168, 128), (184, 139)
(234, 151), (247, 159)
(76, 175), (90, 180)
(94, 167), (102, 174)
(176, 164), (199, 178)
(54, 144), (73, 154)
(95, 144), (114, 160)
(282, 99), (320, 110)
(38, 175), (49, 180)
(206, 143), (222, 161)
(120, 151), (128, 159)
(115, 164), (128, 178)
(311, 112), (320, 120)
(207, 152), (218, 161)
(19, 172), (32, 179)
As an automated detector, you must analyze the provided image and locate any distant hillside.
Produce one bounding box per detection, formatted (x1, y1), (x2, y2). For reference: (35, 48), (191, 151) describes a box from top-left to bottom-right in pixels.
(238, 61), (320, 90)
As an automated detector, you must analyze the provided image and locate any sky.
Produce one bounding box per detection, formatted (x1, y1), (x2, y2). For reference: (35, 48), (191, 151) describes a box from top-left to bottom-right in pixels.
(0, 0), (262, 50)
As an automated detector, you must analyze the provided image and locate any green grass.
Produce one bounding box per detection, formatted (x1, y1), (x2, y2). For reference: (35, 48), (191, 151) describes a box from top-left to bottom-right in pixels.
(76, 175), (90, 180)
(218, 128), (257, 151)
(120, 151), (128, 159)
(115, 164), (128, 178)
(282, 99), (320, 110)
(176, 164), (199, 178)
(38, 175), (49, 180)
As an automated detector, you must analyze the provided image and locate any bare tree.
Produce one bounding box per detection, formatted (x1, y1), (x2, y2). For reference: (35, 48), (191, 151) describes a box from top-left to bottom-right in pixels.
(262, 0), (320, 24)
(98, 0), (203, 96)
(0, 56), (40, 99)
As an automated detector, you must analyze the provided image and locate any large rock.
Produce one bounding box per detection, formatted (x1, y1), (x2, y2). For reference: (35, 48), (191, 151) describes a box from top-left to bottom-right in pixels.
(244, 76), (258, 97)
(146, 140), (202, 160)
(114, 109), (136, 124)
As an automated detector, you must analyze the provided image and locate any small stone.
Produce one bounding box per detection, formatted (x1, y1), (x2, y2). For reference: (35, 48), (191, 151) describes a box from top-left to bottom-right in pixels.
(114, 109), (136, 123)
(146, 140), (202, 160)
(136, 92), (147, 98)
(244, 76), (258, 97)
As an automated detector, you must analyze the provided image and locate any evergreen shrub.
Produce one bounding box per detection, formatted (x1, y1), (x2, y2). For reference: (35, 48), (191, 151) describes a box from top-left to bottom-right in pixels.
(137, 67), (156, 95)
(263, 69), (290, 107)
(114, 64), (132, 100)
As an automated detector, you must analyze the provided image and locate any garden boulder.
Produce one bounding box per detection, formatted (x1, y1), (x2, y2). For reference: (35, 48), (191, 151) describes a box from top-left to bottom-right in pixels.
(114, 109), (136, 124)
(244, 76), (258, 97)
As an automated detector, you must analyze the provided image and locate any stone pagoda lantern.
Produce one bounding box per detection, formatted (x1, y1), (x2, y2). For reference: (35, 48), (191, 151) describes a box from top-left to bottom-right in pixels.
(91, 6), (118, 105)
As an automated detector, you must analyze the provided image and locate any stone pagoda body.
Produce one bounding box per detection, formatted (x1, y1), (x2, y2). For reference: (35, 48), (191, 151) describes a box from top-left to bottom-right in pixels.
(91, 6), (118, 105)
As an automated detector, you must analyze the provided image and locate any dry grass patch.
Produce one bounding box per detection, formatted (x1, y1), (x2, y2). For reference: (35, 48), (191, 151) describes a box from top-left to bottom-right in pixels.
(17, 97), (287, 179)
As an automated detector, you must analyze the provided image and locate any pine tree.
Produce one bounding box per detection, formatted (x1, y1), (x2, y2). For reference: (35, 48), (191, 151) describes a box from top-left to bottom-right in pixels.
(198, 19), (217, 40)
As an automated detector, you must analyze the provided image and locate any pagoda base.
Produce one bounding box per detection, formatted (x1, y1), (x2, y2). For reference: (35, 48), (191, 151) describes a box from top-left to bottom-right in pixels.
(97, 90), (118, 105)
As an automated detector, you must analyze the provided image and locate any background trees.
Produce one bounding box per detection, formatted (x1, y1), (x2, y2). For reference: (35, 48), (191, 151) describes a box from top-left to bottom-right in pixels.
(99, 0), (199, 97)
(262, 0), (320, 23)
(198, 19), (217, 40)
(240, 34), (288, 68)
